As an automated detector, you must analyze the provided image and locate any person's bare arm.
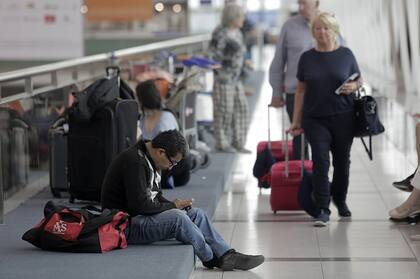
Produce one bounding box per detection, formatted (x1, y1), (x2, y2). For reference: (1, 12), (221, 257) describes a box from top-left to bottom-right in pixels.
(288, 81), (305, 136)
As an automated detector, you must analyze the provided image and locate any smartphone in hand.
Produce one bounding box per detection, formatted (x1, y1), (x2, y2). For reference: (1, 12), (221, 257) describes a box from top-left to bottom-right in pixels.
(335, 73), (360, 95)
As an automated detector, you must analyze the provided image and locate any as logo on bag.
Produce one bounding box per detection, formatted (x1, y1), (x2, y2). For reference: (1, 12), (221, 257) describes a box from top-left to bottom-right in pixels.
(52, 220), (68, 234)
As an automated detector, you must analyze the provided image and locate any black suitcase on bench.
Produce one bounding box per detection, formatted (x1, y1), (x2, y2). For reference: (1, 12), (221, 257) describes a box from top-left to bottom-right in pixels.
(48, 118), (68, 198)
(67, 99), (138, 203)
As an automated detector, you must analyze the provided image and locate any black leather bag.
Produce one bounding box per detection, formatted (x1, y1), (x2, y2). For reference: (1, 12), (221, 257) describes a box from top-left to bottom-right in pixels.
(353, 88), (385, 160)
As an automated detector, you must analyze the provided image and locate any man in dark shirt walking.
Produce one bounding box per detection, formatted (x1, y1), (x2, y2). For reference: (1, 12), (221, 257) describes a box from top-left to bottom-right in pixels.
(101, 130), (264, 271)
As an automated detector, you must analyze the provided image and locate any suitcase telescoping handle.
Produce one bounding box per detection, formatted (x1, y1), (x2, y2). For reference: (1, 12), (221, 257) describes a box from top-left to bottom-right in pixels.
(267, 104), (271, 149)
(284, 131), (305, 178)
(267, 104), (284, 149)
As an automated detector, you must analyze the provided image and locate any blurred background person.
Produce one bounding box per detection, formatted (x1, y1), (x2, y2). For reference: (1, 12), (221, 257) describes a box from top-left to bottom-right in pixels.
(136, 80), (191, 188)
(268, 0), (320, 159)
(209, 3), (250, 153)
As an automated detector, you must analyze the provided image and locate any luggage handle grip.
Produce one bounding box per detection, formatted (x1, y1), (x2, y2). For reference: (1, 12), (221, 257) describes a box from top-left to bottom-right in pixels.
(106, 66), (120, 76)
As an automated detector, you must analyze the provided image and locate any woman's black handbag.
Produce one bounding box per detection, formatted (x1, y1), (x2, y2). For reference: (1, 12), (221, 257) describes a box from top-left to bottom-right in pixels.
(353, 88), (385, 160)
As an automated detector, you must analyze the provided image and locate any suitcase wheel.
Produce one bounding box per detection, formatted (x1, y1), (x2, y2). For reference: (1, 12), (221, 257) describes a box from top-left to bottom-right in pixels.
(273, 211), (277, 214)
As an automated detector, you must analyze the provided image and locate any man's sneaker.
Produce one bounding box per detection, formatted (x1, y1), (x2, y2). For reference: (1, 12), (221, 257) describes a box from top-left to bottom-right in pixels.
(219, 249), (264, 271)
(202, 255), (220, 269)
(393, 173), (415, 192)
(314, 209), (330, 227)
(333, 201), (352, 217)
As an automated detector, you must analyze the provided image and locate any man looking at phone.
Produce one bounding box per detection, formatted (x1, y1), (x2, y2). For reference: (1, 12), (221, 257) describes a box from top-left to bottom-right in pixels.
(101, 130), (264, 270)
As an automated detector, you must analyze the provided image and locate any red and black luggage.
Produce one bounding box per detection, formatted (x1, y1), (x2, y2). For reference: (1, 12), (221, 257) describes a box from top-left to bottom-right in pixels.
(22, 200), (129, 253)
(256, 141), (292, 163)
(253, 106), (292, 188)
(270, 133), (312, 213)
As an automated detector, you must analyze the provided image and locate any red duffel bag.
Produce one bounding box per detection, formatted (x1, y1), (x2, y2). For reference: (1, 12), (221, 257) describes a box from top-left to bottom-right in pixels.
(22, 201), (129, 253)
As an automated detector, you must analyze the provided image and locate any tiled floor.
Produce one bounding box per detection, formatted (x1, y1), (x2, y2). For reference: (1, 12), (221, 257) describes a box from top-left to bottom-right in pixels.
(191, 47), (420, 278)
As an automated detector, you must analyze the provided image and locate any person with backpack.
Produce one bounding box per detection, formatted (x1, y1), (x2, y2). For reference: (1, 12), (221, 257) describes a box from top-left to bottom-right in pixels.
(101, 130), (264, 270)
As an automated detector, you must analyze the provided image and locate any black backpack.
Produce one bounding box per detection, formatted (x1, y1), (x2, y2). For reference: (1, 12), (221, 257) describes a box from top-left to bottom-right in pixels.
(71, 66), (135, 121)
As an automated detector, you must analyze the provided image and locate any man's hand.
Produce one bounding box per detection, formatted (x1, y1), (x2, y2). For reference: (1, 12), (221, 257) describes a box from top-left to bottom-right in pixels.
(270, 96), (285, 108)
(174, 199), (193, 210)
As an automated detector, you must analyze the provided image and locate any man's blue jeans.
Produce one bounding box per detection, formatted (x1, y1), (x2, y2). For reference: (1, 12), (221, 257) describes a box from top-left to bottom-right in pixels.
(126, 208), (231, 262)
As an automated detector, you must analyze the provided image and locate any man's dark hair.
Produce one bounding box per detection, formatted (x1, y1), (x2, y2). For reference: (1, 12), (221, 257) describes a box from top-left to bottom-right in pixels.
(151, 130), (189, 158)
(136, 80), (161, 111)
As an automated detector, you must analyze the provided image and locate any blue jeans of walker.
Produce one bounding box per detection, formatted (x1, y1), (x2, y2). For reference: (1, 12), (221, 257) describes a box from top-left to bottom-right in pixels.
(126, 208), (231, 262)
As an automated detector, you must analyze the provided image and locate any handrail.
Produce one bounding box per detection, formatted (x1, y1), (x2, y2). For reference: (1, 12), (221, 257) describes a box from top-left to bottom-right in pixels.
(0, 52), (110, 82)
(0, 34), (211, 82)
(0, 33), (211, 105)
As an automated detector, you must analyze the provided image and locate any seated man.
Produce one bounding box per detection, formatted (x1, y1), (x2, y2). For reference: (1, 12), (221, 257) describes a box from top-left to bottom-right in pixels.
(101, 130), (264, 271)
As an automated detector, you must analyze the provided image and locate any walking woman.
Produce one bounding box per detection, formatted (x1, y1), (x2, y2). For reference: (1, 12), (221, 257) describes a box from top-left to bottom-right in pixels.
(209, 3), (250, 153)
(289, 12), (362, 226)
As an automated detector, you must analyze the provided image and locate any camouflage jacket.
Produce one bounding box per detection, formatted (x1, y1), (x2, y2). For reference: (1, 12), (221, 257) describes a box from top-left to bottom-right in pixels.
(209, 26), (245, 84)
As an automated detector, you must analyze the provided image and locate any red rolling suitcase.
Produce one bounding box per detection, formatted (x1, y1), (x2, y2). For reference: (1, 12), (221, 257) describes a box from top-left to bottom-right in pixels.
(256, 141), (292, 162)
(256, 106), (293, 161)
(270, 133), (312, 213)
(253, 106), (292, 188)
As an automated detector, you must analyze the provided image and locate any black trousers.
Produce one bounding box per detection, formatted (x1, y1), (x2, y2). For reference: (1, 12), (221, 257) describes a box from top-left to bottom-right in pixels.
(285, 94), (309, 160)
(302, 112), (355, 209)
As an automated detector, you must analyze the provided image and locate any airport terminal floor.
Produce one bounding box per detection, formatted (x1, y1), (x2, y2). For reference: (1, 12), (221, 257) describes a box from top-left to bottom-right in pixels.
(2, 46), (420, 279)
(191, 48), (420, 278)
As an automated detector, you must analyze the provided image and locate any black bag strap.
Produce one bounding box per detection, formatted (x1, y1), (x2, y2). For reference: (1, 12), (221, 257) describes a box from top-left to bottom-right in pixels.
(81, 205), (102, 212)
(360, 136), (373, 160)
(79, 209), (122, 236)
(355, 87), (373, 160)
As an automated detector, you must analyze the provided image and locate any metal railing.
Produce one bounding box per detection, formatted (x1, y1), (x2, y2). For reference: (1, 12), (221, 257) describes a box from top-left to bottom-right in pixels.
(0, 34), (211, 105)
(0, 33), (211, 223)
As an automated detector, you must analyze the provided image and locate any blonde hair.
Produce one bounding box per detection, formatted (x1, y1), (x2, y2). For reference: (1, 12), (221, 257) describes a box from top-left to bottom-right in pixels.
(221, 4), (244, 27)
(310, 12), (340, 39)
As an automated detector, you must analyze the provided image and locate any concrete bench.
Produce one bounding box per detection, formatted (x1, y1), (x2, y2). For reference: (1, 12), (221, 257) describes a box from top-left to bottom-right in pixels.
(0, 153), (234, 279)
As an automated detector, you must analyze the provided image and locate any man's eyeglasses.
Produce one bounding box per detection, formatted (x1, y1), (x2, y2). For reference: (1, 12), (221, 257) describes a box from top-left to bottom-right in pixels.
(164, 150), (179, 168)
